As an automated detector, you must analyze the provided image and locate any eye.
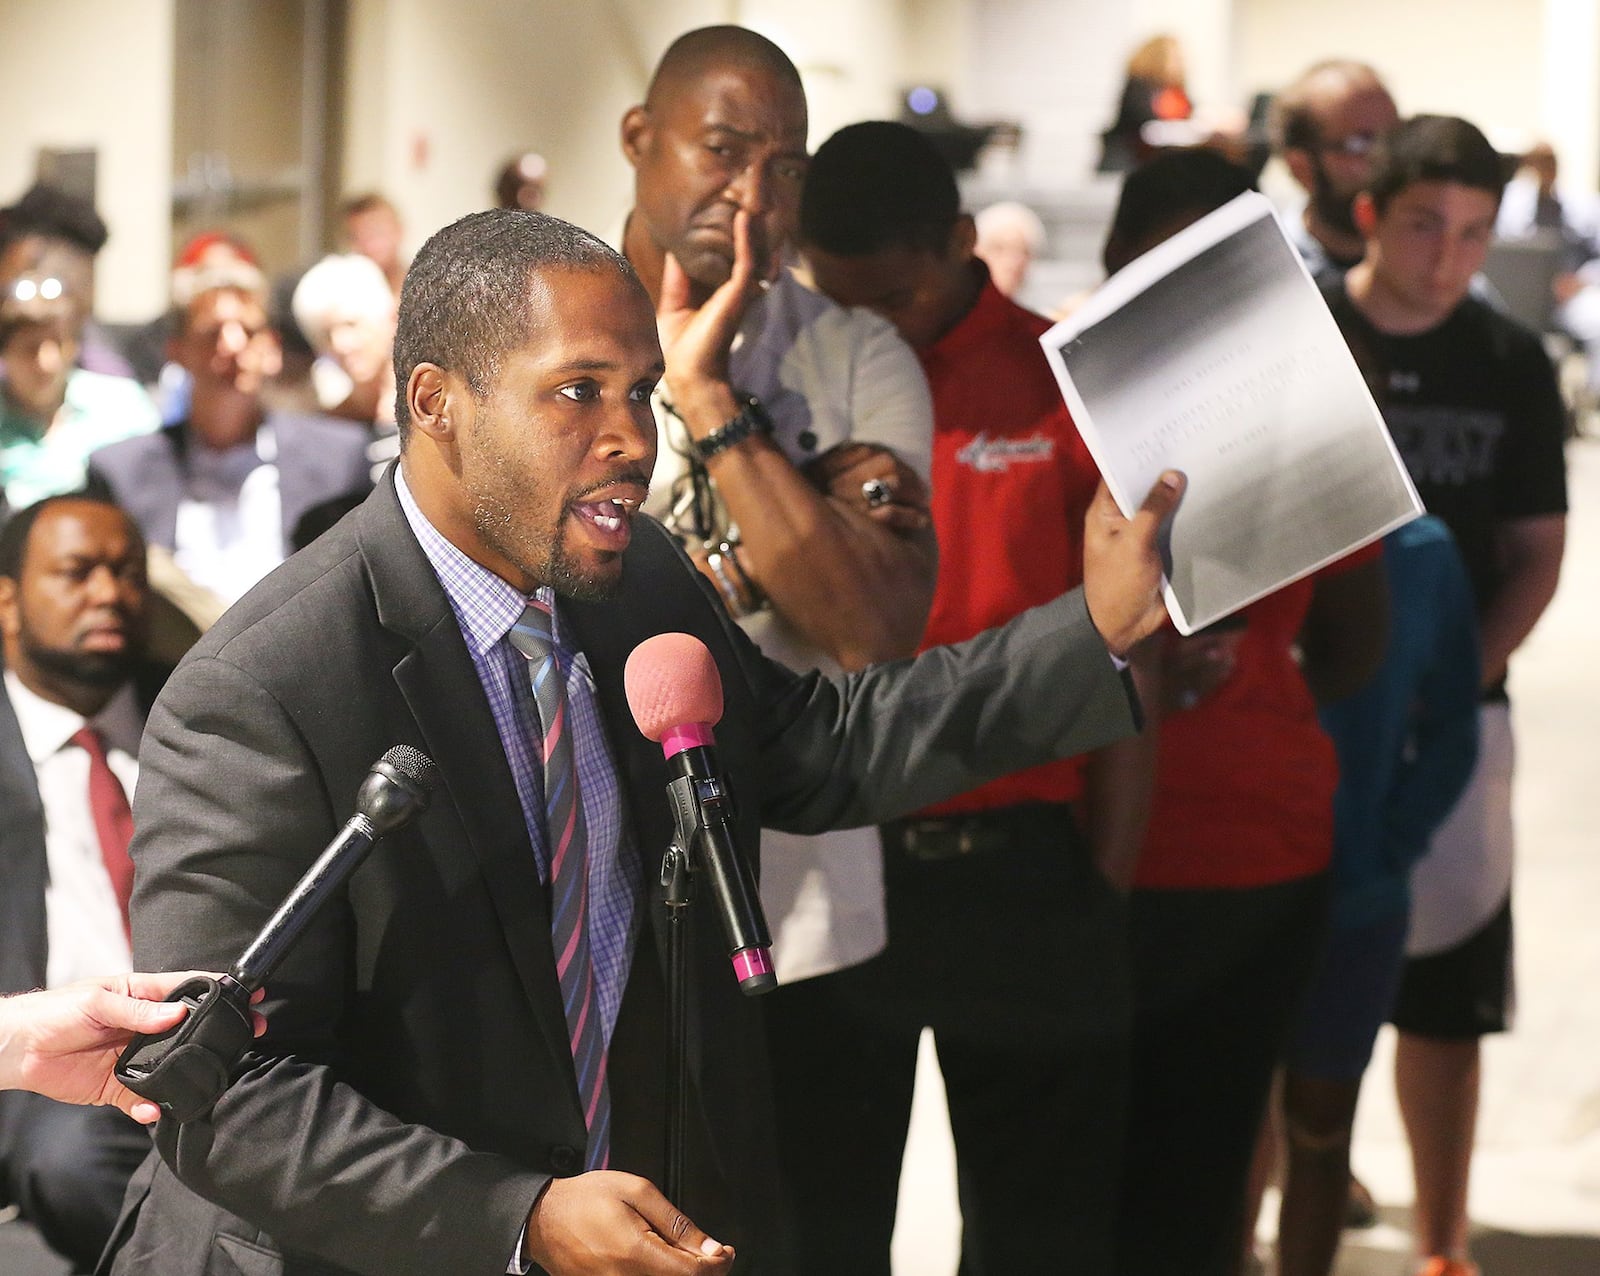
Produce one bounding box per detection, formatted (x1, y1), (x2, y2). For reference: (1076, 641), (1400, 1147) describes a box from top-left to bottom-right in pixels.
(629, 379), (658, 404)
(775, 160), (809, 183)
(559, 381), (600, 402)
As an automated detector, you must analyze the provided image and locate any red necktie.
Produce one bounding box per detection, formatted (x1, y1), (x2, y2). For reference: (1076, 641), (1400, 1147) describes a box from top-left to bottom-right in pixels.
(71, 725), (135, 939)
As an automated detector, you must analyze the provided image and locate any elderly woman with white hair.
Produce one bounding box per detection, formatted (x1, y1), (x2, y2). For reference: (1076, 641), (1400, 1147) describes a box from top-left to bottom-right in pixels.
(973, 200), (1047, 300)
(291, 252), (397, 427)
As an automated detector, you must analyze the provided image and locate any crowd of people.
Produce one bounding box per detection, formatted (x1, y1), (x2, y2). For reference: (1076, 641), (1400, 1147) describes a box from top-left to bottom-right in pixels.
(0, 26), (1571, 1276)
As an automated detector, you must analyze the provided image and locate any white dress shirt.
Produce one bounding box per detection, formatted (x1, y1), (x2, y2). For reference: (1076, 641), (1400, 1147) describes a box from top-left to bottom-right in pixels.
(5, 670), (141, 986)
(173, 425), (285, 603)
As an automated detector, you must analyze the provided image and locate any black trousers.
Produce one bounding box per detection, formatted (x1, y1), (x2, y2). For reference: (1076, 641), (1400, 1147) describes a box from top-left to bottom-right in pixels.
(0, 1091), (151, 1274)
(764, 804), (1131, 1276)
(1114, 874), (1331, 1276)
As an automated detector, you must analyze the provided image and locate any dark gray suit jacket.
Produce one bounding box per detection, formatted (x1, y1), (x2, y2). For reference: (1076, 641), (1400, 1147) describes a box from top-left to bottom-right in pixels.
(86, 411), (373, 553)
(103, 469), (1136, 1276)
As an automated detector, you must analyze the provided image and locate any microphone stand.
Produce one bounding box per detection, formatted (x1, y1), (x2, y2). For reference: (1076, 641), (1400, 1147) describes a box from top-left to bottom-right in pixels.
(658, 769), (731, 1203)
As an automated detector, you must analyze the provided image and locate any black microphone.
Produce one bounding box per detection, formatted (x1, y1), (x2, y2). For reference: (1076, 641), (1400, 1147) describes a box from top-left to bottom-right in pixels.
(230, 746), (438, 991)
(115, 745), (439, 1120)
(625, 633), (776, 994)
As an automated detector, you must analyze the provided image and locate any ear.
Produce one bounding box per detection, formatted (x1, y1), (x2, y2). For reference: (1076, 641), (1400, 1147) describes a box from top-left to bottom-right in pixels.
(406, 363), (467, 446)
(949, 213), (978, 263)
(1353, 191), (1379, 238)
(1283, 147), (1316, 193)
(620, 105), (652, 170)
(0, 576), (19, 643)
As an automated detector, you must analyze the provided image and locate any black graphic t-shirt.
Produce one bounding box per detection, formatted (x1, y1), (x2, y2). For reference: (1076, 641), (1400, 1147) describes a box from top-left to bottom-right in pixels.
(1324, 288), (1568, 623)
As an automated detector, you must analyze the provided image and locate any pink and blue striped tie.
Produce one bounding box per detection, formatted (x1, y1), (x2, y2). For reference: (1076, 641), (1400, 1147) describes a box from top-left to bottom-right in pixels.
(509, 599), (610, 1170)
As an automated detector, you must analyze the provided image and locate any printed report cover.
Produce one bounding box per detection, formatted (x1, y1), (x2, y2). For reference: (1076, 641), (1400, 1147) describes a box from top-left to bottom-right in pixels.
(1041, 190), (1422, 634)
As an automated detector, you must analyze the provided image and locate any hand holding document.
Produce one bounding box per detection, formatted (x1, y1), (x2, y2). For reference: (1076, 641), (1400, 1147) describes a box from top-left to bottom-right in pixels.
(1042, 191), (1421, 633)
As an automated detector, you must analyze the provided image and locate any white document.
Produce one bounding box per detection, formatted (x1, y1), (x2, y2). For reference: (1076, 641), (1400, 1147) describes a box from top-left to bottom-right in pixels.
(1040, 191), (1421, 634)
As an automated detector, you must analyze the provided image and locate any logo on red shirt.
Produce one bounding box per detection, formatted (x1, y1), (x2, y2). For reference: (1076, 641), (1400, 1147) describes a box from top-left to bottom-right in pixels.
(955, 432), (1056, 473)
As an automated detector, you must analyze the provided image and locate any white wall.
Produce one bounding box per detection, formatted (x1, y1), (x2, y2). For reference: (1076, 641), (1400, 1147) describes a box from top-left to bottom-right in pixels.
(341, 0), (703, 256)
(0, 0), (176, 320)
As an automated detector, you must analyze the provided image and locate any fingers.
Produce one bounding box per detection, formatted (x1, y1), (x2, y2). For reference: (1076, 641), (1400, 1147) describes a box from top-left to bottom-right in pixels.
(87, 986), (190, 1037)
(118, 970), (204, 1002)
(120, 1092), (164, 1125)
(658, 253), (692, 319)
(1083, 471), (1186, 659)
(624, 1178), (732, 1262)
(1132, 469), (1185, 532)
(727, 208), (758, 297)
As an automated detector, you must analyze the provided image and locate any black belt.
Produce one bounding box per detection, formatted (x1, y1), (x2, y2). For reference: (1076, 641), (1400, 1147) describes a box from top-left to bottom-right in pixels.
(882, 802), (1080, 862)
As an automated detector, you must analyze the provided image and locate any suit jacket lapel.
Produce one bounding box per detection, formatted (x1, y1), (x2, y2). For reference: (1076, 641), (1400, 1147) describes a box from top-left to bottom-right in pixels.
(0, 689), (48, 993)
(354, 475), (573, 1086)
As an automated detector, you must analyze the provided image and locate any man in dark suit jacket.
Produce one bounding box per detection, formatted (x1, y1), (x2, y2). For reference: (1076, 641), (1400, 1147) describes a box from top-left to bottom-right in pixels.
(103, 211), (1180, 1276)
(85, 267), (372, 608)
(0, 493), (165, 1273)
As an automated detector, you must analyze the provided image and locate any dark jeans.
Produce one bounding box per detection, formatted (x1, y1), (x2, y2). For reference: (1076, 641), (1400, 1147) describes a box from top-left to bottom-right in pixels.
(1114, 874), (1331, 1276)
(0, 1092), (152, 1273)
(765, 804), (1131, 1276)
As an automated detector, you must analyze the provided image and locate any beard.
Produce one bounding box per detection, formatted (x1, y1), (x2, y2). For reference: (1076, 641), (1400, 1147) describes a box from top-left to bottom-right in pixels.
(1309, 158), (1362, 238)
(22, 636), (136, 690)
(469, 488), (626, 604)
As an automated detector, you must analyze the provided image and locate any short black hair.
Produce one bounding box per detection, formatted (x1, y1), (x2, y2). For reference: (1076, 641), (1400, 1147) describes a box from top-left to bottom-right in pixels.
(1102, 149), (1257, 274)
(0, 491), (133, 581)
(0, 183), (109, 256)
(800, 121), (960, 256)
(1366, 115), (1506, 214)
(391, 209), (642, 440)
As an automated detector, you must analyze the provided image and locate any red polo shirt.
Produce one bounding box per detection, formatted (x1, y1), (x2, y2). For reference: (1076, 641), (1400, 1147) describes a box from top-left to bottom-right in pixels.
(915, 277), (1101, 816)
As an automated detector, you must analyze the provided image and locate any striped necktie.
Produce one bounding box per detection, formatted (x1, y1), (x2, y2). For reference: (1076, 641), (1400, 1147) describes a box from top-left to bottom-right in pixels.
(507, 599), (610, 1171)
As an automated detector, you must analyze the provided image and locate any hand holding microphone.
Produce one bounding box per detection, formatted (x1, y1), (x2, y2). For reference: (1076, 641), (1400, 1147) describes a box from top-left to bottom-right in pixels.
(625, 634), (776, 994)
(114, 746), (439, 1120)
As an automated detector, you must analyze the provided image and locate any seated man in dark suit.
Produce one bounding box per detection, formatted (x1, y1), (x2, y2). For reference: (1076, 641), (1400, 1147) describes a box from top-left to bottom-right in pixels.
(0, 493), (162, 1273)
(104, 209), (1181, 1276)
(87, 261), (372, 610)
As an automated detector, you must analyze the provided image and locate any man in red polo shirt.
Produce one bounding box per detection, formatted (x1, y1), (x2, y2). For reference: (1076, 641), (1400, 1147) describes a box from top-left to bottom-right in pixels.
(765, 120), (1148, 1276)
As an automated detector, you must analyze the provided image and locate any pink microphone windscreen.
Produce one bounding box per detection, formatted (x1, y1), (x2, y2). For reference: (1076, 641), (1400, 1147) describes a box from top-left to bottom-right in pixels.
(624, 632), (725, 742)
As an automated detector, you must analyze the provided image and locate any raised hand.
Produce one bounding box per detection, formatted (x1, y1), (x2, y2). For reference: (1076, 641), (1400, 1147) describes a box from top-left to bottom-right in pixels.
(1083, 472), (1186, 658)
(658, 210), (766, 423)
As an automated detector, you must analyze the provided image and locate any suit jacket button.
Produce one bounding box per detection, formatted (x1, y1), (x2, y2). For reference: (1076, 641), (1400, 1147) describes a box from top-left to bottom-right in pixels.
(550, 1145), (581, 1175)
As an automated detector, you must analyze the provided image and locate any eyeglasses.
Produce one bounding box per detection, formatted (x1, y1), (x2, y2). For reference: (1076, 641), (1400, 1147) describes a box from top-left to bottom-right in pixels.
(8, 276), (65, 303)
(1320, 133), (1379, 159)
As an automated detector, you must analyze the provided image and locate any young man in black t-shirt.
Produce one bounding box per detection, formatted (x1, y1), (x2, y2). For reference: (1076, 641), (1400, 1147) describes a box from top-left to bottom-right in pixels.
(1325, 116), (1567, 1276)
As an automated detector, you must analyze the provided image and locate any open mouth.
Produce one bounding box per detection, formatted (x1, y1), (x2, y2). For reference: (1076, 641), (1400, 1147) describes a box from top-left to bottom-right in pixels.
(571, 493), (642, 550)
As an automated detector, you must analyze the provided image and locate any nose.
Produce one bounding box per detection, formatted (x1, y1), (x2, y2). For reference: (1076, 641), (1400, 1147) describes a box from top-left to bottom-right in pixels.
(599, 399), (658, 469)
(726, 160), (772, 218)
(83, 563), (124, 607)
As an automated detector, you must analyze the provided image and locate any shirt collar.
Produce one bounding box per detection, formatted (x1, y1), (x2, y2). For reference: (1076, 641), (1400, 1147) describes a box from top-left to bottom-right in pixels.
(394, 464), (568, 658)
(4, 669), (143, 764)
(920, 262), (1017, 367)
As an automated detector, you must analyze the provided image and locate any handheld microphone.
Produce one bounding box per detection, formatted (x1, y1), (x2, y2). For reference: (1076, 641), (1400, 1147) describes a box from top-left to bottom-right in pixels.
(625, 633), (776, 995)
(115, 745), (439, 1120)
